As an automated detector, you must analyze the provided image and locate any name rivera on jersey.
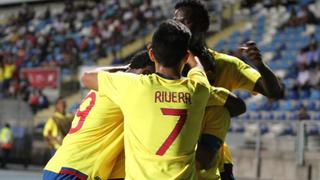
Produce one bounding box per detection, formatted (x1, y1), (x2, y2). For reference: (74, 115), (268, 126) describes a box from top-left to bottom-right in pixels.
(154, 91), (192, 104)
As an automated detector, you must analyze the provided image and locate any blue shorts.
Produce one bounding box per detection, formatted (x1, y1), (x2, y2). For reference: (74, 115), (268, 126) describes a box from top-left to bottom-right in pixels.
(43, 168), (88, 180)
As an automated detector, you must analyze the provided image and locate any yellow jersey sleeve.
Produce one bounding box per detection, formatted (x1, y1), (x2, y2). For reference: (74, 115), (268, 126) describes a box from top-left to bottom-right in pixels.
(207, 87), (230, 107)
(202, 107), (231, 141)
(222, 143), (233, 164)
(43, 118), (57, 137)
(0, 68), (4, 81)
(219, 143), (233, 172)
(187, 67), (210, 87)
(210, 49), (261, 92)
(97, 71), (137, 105)
(234, 59), (261, 92)
(43, 118), (60, 149)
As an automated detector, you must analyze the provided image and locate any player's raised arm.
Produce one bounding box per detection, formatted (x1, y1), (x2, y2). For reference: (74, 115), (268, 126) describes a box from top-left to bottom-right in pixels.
(81, 64), (131, 91)
(240, 41), (284, 99)
(207, 87), (246, 117)
(187, 52), (204, 70)
(224, 92), (246, 117)
(96, 65), (130, 72)
(81, 72), (98, 91)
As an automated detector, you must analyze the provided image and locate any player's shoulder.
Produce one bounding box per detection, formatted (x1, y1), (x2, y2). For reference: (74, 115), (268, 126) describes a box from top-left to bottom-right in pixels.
(101, 71), (143, 81)
(208, 48), (244, 66)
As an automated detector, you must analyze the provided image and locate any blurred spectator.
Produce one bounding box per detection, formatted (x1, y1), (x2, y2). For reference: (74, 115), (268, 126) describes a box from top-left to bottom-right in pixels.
(43, 98), (71, 156)
(271, 45), (285, 61)
(8, 79), (19, 98)
(294, 64), (311, 90)
(299, 5), (318, 24)
(38, 90), (49, 109)
(309, 33), (317, 46)
(298, 106), (310, 120)
(0, 58), (4, 96)
(28, 89), (39, 114)
(281, 5), (318, 28)
(111, 51), (122, 65)
(307, 44), (319, 66)
(2, 59), (16, 95)
(296, 48), (309, 66)
(19, 74), (30, 101)
(0, 123), (14, 168)
(0, 0), (165, 99)
(309, 63), (320, 89)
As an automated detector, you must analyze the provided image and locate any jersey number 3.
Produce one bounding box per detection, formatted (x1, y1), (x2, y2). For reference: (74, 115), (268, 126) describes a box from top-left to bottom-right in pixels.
(69, 92), (96, 134)
(156, 108), (187, 156)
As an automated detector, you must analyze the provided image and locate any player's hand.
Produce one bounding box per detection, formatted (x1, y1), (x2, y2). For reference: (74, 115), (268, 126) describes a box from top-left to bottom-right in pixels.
(187, 51), (203, 70)
(239, 41), (263, 67)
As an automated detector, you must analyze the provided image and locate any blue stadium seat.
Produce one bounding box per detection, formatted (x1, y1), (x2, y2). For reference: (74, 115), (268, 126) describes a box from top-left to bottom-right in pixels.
(238, 113), (250, 120)
(248, 102), (258, 111)
(310, 89), (320, 100)
(250, 112), (262, 120)
(260, 124), (269, 134)
(281, 124), (295, 136)
(274, 111), (286, 120)
(261, 111), (274, 120)
(286, 90), (299, 100)
(306, 124), (319, 136)
(314, 112), (320, 120)
(299, 90), (311, 99)
(240, 91), (251, 99)
(287, 111), (298, 121)
(11, 127), (26, 138)
(303, 100), (316, 111)
(279, 101), (289, 110)
(232, 123), (245, 133)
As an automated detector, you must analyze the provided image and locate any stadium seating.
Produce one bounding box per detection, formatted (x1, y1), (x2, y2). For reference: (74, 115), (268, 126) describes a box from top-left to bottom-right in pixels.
(216, 1), (320, 130)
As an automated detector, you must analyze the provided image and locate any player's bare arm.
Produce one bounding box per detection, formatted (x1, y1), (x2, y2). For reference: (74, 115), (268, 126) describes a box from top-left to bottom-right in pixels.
(240, 41), (284, 99)
(95, 65), (130, 72)
(224, 93), (246, 117)
(81, 72), (98, 91)
(196, 94), (245, 170)
(187, 52), (204, 70)
(196, 134), (222, 170)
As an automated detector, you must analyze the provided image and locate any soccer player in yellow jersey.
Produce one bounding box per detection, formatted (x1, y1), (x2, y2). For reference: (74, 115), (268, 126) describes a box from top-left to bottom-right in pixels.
(174, 1), (284, 179)
(82, 20), (243, 180)
(43, 51), (155, 180)
(43, 98), (69, 155)
(106, 50), (246, 179)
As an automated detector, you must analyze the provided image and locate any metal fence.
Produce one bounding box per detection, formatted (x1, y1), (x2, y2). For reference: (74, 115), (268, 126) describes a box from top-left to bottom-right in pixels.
(227, 119), (320, 179)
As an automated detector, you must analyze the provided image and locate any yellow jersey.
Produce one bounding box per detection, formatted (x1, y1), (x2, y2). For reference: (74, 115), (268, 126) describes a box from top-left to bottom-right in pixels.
(198, 49), (261, 180)
(0, 67), (4, 82)
(43, 112), (67, 150)
(3, 64), (15, 79)
(44, 90), (124, 180)
(218, 143), (233, 172)
(98, 68), (228, 180)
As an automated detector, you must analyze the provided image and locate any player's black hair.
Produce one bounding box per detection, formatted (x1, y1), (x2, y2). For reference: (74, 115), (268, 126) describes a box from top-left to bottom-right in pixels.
(175, 0), (210, 33)
(151, 19), (191, 68)
(129, 50), (154, 69)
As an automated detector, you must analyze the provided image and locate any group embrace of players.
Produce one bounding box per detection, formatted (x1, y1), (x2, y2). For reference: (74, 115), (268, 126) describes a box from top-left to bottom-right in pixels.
(42, 1), (284, 180)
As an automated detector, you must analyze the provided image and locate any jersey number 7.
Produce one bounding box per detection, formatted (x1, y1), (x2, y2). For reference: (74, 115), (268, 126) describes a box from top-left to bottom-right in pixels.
(156, 108), (187, 156)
